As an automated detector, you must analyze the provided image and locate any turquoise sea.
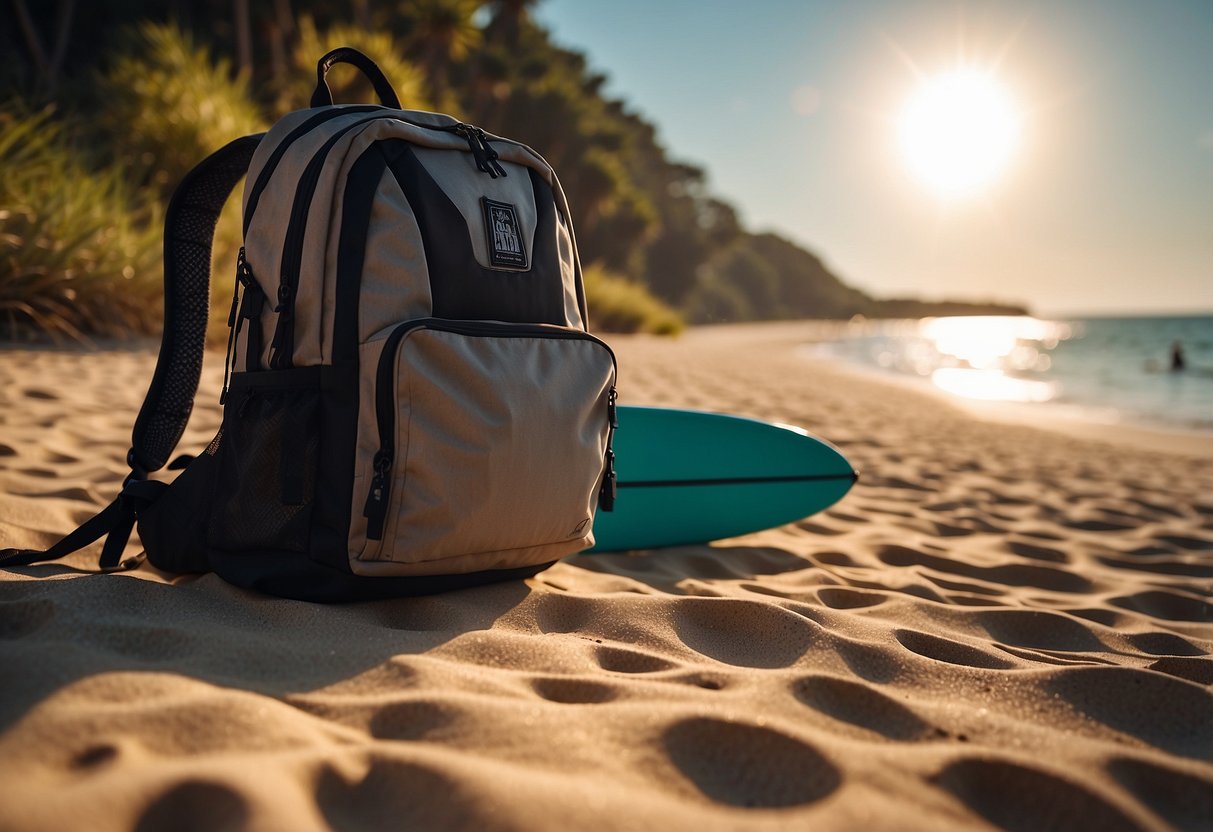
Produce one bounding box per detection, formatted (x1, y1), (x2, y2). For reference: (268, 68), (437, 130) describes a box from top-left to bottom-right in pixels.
(814, 314), (1213, 433)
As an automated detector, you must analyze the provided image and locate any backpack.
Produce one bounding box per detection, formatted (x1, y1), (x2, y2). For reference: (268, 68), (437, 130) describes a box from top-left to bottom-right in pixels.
(0, 48), (619, 602)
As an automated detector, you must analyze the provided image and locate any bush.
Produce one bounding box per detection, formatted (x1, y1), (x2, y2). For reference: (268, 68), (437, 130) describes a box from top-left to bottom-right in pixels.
(0, 107), (162, 339)
(583, 264), (683, 335)
(98, 23), (265, 339)
(98, 22), (263, 196)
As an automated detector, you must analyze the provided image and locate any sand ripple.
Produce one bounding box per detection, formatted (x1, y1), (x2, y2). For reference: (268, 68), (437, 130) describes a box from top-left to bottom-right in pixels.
(2, 327), (1212, 830)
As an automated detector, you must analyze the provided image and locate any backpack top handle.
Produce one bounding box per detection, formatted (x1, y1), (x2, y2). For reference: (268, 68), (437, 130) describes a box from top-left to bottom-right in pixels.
(310, 47), (402, 109)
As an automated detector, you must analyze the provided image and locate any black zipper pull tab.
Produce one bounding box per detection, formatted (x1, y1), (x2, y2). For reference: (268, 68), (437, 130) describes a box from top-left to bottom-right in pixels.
(274, 282), (294, 315)
(476, 128), (507, 178)
(226, 249), (246, 329)
(454, 123), (492, 175)
(221, 247), (252, 405)
(599, 386), (618, 511)
(598, 448), (617, 512)
(363, 448), (394, 540)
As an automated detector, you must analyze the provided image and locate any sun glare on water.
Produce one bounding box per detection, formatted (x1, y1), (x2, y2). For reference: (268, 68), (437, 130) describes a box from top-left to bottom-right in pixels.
(897, 69), (1022, 199)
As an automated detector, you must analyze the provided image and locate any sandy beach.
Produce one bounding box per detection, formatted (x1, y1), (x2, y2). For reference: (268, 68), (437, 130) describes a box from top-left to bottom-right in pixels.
(1, 321), (1211, 831)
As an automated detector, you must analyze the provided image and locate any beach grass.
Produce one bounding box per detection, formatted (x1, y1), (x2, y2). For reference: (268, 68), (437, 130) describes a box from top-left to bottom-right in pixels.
(583, 263), (684, 334)
(0, 107), (162, 341)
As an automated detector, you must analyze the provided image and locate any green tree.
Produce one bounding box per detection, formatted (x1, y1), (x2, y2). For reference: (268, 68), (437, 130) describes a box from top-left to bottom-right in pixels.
(98, 22), (263, 196)
(400, 0), (482, 108)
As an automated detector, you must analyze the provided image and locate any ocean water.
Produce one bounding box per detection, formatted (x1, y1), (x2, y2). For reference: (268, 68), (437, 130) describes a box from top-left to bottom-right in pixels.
(814, 314), (1213, 433)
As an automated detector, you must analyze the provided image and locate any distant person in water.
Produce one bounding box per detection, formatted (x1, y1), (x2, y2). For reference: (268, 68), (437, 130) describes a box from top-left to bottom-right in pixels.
(1170, 340), (1186, 372)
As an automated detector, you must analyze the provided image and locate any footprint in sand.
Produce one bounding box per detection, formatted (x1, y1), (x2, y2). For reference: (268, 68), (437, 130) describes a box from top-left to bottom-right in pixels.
(793, 674), (933, 741)
(368, 699), (456, 740)
(1045, 667), (1213, 762)
(1096, 553), (1213, 578)
(671, 598), (818, 669)
(1061, 516), (1137, 532)
(931, 757), (1143, 832)
(797, 520), (848, 536)
(1124, 630), (1205, 657)
(811, 551), (857, 567)
(594, 644), (677, 674)
(1004, 540), (1069, 563)
(973, 609), (1107, 653)
(135, 782), (249, 832)
(71, 743), (120, 770)
(530, 676), (619, 705)
(14, 467), (57, 479)
(0, 598), (57, 640)
(894, 629), (1017, 670)
(663, 717), (840, 808)
(1153, 534), (1213, 551)
(9, 485), (97, 503)
(1065, 607), (1123, 627)
(878, 544), (1091, 594)
(317, 758), (478, 828)
(1146, 656), (1213, 685)
(1109, 590), (1213, 623)
(1107, 756), (1213, 830)
(815, 587), (887, 610)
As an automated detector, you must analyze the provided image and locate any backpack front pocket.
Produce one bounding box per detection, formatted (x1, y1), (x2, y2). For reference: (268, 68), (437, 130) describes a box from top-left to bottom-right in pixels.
(360, 319), (615, 566)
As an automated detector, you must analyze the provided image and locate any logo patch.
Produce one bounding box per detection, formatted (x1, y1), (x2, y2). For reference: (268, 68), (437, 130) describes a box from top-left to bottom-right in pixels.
(481, 197), (528, 270)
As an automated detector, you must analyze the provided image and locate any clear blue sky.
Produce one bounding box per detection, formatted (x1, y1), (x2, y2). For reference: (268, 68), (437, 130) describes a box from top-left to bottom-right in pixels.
(536, 0), (1213, 315)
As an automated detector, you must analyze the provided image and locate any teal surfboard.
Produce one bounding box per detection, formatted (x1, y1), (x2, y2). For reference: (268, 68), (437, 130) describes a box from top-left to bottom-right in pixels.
(590, 406), (858, 552)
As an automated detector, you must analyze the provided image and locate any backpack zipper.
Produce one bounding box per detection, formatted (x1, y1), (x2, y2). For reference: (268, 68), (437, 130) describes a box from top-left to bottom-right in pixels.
(452, 124), (508, 178)
(267, 115), (512, 369)
(219, 246), (253, 404)
(362, 319), (618, 540)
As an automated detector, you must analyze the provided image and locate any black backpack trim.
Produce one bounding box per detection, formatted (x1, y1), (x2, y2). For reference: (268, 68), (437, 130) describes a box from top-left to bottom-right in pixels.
(382, 141), (568, 325)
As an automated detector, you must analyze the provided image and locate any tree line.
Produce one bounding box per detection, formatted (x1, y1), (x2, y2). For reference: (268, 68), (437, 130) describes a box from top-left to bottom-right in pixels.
(2, 0), (1024, 338)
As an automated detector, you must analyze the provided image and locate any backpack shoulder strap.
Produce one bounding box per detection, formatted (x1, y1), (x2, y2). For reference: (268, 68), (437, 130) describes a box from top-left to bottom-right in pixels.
(132, 133), (264, 474)
(0, 133), (263, 571)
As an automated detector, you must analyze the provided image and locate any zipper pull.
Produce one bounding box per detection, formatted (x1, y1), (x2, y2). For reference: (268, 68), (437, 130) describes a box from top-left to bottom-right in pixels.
(607, 386), (618, 429)
(454, 123), (492, 175)
(221, 247), (251, 405)
(598, 448), (617, 512)
(476, 128), (507, 178)
(226, 250), (244, 329)
(363, 448), (394, 540)
(274, 283), (294, 316)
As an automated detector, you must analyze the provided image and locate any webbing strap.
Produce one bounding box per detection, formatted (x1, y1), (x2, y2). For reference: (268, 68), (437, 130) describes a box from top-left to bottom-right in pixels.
(131, 133), (263, 474)
(0, 480), (165, 570)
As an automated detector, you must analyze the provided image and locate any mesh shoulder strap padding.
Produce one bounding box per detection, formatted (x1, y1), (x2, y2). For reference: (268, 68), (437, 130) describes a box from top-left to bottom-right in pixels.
(131, 133), (264, 474)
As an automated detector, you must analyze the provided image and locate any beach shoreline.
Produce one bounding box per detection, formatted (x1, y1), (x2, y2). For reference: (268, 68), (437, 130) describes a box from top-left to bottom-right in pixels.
(1, 321), (1211, 830)
(702, 317), (1211, 458)
(796, 314), (1213, 447)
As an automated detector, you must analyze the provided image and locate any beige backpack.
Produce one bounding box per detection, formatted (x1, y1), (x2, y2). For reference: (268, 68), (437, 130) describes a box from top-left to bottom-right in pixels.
(2, 48), (618, 602)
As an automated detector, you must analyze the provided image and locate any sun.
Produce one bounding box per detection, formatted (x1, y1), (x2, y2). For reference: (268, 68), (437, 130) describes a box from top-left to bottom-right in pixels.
(897, 69), (1022, 199)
